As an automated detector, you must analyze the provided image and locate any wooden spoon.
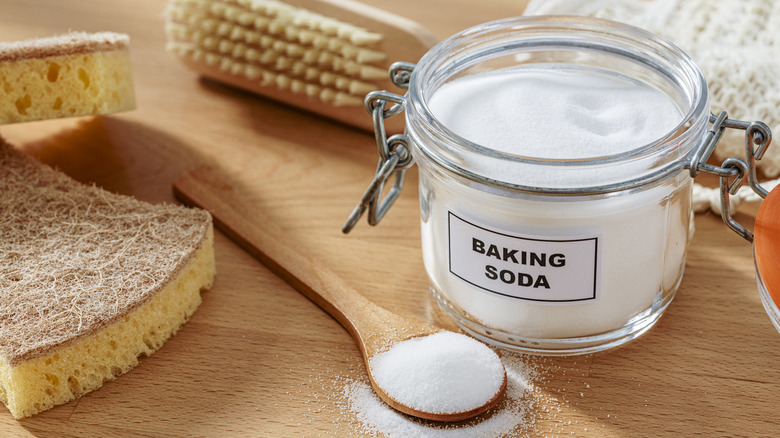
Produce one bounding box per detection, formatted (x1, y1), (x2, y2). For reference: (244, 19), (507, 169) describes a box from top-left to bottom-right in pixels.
(173, 167), (507, 422)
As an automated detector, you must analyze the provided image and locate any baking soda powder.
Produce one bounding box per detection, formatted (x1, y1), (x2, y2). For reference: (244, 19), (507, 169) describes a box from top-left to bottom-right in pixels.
(348, 354), (536, 437)
(369, 331), (505, 415)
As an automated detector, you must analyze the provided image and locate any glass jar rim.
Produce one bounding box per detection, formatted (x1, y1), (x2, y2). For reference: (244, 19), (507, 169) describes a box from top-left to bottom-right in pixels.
(405, 15), (710, 192)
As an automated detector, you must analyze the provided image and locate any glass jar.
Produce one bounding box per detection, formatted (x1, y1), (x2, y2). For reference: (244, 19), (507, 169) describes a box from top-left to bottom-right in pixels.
(405, 16), (708, 355)
(344, 16), (773, 356)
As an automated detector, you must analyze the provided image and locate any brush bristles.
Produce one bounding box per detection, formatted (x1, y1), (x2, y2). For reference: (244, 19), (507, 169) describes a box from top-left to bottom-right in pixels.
(166, 0), (389, 106)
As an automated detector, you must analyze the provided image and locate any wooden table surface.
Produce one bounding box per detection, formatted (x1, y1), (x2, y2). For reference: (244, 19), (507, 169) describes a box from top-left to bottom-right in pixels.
(2, 0), (778, 436)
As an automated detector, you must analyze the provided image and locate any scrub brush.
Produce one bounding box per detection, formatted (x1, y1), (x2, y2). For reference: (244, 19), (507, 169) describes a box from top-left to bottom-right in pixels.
(164, 0), (437, 131)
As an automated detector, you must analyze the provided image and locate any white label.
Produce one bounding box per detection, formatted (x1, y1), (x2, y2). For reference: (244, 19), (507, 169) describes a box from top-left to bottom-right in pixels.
(448, 212), (600, 304)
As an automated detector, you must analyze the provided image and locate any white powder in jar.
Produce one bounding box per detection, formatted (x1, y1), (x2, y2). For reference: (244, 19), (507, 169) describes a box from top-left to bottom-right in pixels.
(368, 331), (505, 415)
(429, 68), (682, 161)
(416, 67), (691, 346)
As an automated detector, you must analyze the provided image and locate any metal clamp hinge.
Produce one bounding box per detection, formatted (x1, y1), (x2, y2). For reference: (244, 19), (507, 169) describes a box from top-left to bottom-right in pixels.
(342, 63), (416, 233)
(694, 112), (773, 242)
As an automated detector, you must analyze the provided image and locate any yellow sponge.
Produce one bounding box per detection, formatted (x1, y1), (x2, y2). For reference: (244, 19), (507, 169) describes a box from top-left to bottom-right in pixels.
(0, 140), (216, 419)
(0, 32), (136, 124)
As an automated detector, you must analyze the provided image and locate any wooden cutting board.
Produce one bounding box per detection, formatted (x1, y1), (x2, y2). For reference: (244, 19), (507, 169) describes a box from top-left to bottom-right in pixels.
(2, 0), (779, 436)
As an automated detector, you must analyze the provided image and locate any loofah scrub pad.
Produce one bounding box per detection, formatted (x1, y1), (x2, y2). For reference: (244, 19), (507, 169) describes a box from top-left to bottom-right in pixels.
(0, 31), (136, 124)
(0, 139), (216, 419)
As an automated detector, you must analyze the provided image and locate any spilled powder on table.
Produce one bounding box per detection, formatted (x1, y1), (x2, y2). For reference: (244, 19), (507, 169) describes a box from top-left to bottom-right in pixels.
(277, 344), (598, 436)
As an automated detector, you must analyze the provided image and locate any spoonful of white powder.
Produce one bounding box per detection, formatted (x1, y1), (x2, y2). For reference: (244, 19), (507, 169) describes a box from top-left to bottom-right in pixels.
(369, 331), (507, 420)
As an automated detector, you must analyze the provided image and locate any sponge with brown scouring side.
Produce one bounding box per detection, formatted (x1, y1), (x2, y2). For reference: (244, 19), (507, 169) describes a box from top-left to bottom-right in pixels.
(0, 139), (216, 419)
(0, 31), (136, 125)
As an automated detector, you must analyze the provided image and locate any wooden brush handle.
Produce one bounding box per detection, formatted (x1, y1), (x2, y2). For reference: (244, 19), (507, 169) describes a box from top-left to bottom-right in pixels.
(166, 0), (437, 132)
(173, 166), (428, 357)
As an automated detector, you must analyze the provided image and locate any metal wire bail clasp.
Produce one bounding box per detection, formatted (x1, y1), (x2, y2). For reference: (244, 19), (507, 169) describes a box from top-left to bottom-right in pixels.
(690, 112), (773, 241)
(342, 63), (416, 233)
(711, 116), (773, 241)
